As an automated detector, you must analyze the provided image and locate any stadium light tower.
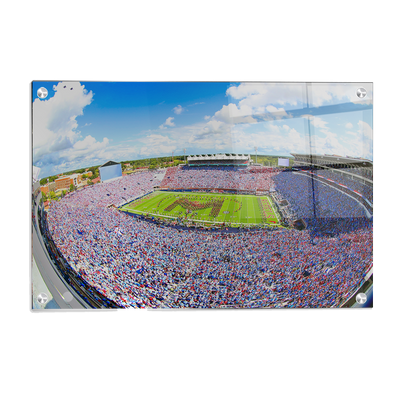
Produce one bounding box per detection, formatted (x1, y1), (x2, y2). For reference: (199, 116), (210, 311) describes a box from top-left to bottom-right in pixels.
(183, 148), (186, 164)
(254, 146), (258, 164)
(171, 151), (174, 163)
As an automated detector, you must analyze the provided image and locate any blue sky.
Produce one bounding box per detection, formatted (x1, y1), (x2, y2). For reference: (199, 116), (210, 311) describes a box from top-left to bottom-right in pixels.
(32, 81), (373, 178)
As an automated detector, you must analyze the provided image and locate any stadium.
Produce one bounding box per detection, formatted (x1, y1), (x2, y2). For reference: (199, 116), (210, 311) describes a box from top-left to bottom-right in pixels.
(32, 152), (373, 309)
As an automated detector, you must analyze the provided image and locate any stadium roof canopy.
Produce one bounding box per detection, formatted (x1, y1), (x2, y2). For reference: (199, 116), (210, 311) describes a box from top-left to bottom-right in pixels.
(187, 154), (251, 161)
(291, 153), (373, 167)
(100, 160), (120, 168)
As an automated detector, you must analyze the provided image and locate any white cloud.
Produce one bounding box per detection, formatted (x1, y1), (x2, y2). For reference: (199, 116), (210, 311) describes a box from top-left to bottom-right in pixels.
(230, 123), (307, 155)
(345, 122), (353, 129)
(266, 105), (277, 112)
(91, 143), (140, 165)
(159, 116), (175, 129)
(36, 139), (140, 178)
(211, 84), (298, 128)
(139, 134), (177, 157)
(137, 115), (235, 156)
(302, 115), (332, 136)
(287, 128), (304, 150)
(32, 81), (146, 177)
(72, 135), (109, 151)
(165, 117), (175, 126)
(358, 120), (373, 141)
(33, 81), (132, 177)
(356, 120), (373, 159)
(177, 87), (294, 151)
(310, 84), (357, 107)
(177, 83), (371, 157)
(310, 116), (328, 129)
(33, 81), (95, 162)
(312, 132), (347, 156)
(226, 82), (373, 111)
(330, 120), (372, 160)
(300, 114), (351, 156)
(173, 105), (184, 115)
(227, 82), (304, 107)
(297, 116), (373, 160)
(213, 103), (257, 124)
(301, 115), (321, 127)
(119, 84), (372, 165)
(187, 117), (233, 145)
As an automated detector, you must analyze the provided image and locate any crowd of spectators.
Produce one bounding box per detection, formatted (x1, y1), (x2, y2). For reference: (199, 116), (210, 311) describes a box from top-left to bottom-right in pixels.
(341, 166), (373, 180)
(43, 167), (373, 309)
(65, 171), (158, 208)
(272, 171), (372, 234)
(160, 166), (279, 192)
(308, 169), (373, 204)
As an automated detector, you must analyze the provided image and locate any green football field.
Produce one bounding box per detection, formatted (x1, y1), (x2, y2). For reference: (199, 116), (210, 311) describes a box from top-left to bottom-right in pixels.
(120, 191), (280, 226)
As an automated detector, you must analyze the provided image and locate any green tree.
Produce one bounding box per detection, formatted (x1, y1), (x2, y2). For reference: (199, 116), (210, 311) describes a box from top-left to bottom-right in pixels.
(69, 184), (75, 192)
(149, 159), (158, 169)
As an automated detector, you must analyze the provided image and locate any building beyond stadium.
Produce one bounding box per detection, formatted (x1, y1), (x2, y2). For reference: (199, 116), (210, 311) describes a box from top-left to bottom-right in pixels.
(187, 154), (252, 167)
